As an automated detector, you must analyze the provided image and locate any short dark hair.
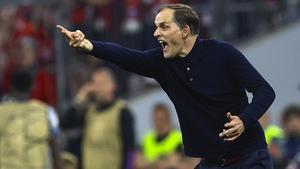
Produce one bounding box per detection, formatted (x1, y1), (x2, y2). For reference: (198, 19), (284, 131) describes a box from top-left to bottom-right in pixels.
(153, 103), (170, 114)
(282, 104), (300, 124)
(157, 4), (200, 35)
(11, 70), (32, 93)
(91, 66), (116, 83)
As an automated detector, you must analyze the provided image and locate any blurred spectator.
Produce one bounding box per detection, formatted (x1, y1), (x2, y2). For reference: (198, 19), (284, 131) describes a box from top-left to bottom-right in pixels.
(260, 112), (286, 169)
(281, 105), (300, 164)
(61, 151), (78, 169)
(0, 5), (16, 96)
(135, 103), (198, 169)
(60, 67), (135, 169)
(262, 0), (283, 30)
(0, 4), (57, 107)
(231, 0), (258, 40)
(121, 0), (142, 48)
(284, 0), (300, 22)
(0, 70), (61, 169)
(1, 37), (57, 107)
(74, 0), (122, 41)
(260, 112), (285, 146)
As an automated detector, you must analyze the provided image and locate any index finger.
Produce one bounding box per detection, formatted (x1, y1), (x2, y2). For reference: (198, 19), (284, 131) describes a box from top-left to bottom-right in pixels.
(227, 112), (232, 120)
(56, 25), (67, 32)
(56, 25), (72, 39)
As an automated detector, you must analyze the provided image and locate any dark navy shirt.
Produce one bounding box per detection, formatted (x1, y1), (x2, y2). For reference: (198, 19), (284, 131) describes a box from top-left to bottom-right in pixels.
(88, 38), (275, 158)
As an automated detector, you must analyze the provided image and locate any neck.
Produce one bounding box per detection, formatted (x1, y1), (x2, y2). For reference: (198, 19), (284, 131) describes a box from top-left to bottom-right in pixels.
(11, 92), (29, 101)
(178, 35), (198, 58)
(157, 126), (172, 136)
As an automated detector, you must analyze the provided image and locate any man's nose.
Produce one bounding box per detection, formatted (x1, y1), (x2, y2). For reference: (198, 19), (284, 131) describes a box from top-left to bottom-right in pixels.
(153, 28), (161, 38)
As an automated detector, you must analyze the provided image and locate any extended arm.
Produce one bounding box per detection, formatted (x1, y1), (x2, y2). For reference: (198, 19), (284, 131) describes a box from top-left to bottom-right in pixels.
(56, 25), (162, 78)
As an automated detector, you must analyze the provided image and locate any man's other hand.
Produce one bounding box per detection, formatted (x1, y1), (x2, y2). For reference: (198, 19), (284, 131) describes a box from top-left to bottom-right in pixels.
(219, 112), (245, 141)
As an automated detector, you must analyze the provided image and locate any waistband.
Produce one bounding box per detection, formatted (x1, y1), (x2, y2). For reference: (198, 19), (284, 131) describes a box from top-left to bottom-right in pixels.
(202, 155), (241, 167)
(201, 147), (269, 167)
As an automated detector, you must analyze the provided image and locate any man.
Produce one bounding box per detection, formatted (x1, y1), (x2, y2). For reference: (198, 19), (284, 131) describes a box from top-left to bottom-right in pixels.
(60, 67), (135, 169)
(135, 103), (183, 169)
(0, 70), (60, 169)
(259, 113), (286, 168)
(57, 4), (275, 168)
(281, 105), (300, 166)
(259, 113), (284, 146)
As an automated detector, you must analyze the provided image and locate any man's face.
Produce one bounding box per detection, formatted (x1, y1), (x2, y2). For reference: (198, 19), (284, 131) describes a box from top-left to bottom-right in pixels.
(154, 8), (184, 59)
(153, 109), (171, 133)
(284, 115), (300, 136)
(90, 70), (115, 100)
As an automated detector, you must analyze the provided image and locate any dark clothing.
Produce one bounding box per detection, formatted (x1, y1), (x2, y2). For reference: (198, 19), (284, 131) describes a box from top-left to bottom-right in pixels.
(194, 148), (273, 169)
(283, 135), (300, 160)
(87, 38), (275, 158)
(60, 100), (135, 169)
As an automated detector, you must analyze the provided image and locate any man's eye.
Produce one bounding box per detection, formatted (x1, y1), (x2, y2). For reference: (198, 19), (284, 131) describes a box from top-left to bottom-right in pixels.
(161, 26), (168, 30)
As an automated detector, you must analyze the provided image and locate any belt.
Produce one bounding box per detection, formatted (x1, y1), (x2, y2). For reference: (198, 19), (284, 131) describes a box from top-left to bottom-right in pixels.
(201, 156), (241, 167)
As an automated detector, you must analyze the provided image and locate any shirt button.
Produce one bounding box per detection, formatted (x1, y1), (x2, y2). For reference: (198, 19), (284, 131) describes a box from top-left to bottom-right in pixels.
(189, 78), (193, 82)
(187, 67), (190, 71)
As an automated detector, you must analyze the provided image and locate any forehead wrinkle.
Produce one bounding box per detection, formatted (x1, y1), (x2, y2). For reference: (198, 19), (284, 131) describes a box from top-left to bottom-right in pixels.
(155, 9), (174, 25)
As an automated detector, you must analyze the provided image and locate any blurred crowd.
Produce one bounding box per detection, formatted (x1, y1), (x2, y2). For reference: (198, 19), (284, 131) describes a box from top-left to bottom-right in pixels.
(0, 0), (300, 169)
(0, 2), (57, 106)
(1, 0), (300, 109)
(259, 108), (300, 169)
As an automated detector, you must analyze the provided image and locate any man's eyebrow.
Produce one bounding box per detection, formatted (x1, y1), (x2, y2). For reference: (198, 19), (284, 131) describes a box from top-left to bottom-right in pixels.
(157, 22), (169, 26)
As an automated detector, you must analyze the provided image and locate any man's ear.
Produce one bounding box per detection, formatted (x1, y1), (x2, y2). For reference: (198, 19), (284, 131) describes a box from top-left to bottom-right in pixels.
(181, 25), (191, 38)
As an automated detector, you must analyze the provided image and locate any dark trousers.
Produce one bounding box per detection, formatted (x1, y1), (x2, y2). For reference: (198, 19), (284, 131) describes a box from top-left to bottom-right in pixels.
(194, 148), (273, 169)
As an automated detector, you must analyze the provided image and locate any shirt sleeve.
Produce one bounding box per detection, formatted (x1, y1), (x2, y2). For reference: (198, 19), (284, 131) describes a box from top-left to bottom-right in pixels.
(120, 107), (135, 169)
(87, 40), (163, 78)
(226, 44), (276, 129)
(47, 106), (60, 138)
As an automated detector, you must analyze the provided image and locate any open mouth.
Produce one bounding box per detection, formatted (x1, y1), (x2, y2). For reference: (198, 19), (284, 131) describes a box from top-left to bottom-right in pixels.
(158, 40), (168, 51)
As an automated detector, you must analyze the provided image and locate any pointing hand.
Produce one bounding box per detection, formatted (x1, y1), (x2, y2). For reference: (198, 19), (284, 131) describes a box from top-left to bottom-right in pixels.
(56, 25), (93, 51)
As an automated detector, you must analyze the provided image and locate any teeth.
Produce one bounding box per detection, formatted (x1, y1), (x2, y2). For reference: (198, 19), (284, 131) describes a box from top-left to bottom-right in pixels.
(158, 40), (165, 44)
(158, 40), (167, 50)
